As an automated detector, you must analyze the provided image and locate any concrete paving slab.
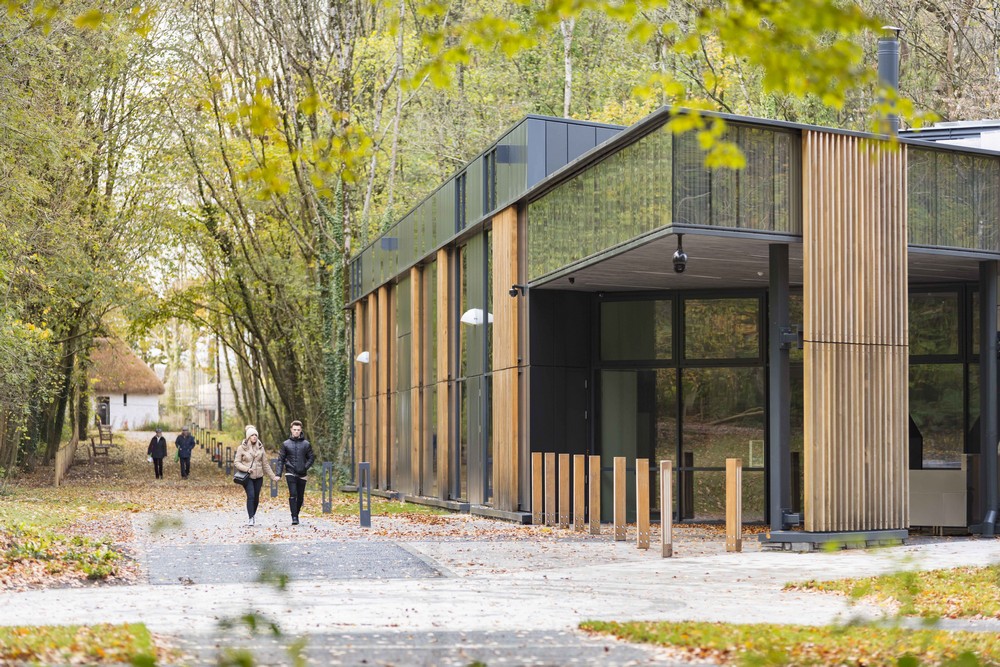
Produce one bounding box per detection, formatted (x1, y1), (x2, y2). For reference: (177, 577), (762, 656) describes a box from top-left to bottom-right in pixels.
(1, 507), (1000, 665)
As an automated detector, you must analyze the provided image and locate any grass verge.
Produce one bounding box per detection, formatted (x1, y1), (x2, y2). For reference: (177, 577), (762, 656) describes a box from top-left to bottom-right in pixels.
(1, 523), (125, 584)
(0, 623), (157, 665)
(789, 565), (1000, 619)
(581, 620), (1000, 666)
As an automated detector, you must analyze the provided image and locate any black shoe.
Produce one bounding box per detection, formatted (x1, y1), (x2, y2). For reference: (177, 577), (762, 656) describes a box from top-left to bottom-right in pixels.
(292, 517), (299, 525)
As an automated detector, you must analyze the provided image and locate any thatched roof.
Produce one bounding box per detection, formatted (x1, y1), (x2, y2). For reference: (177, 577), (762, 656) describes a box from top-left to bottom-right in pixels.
(88, 338), (165, 395)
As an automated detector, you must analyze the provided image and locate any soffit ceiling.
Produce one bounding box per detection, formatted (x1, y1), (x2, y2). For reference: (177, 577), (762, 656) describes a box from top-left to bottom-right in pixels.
(532, 233), (985, 292)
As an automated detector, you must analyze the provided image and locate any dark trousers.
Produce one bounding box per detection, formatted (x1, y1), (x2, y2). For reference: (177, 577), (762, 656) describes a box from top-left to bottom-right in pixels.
(286, 475), (306, 518)
(153, 458), (164, 479)
(179, 457), (191, 478)
(244, 477), (263, 518)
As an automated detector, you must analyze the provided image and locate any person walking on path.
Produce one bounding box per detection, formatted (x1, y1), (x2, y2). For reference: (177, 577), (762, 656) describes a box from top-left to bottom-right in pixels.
(147, 428), (167, 479)
(175, 426), (196, 479)
(234, 425), (280, 526)
(278, 420), (314, 525)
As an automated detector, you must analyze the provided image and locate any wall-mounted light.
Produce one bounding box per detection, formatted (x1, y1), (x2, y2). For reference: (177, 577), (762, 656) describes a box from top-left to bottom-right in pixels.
(461, 308), (493, 325)
(508, 284), (527, 298)
(356, 350), (370, 364)
(672, 234), (688, 274)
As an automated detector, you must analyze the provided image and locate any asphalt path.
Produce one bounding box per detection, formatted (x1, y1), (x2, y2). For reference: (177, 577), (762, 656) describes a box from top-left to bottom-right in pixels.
(2, 507), (1000, 666)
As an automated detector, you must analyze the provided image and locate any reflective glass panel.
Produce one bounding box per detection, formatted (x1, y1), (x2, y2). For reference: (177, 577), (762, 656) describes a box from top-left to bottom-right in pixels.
(909, 292), (959, 357)
(684, 298), (760, 360)
(600, 300), (672, 361)
(910, 363), (964, 468)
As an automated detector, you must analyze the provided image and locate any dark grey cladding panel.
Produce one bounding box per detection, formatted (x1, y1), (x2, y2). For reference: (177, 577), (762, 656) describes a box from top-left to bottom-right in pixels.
(527, 118), (547, 187)
(545, 120), (569, 177)
(567, 123), (598, 162)
(528, 290), (591, 367)
(529, 366), (589, 455)
(596, 127), (619, 144)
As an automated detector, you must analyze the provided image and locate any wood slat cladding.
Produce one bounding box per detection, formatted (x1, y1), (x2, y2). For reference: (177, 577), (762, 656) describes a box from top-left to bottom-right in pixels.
(802, 130), (908, 532)
(366, 293), (379, 477)
(491, 206), (521, 510)
(410, 267), (423, 494)
(353, 302), (366, 469)
(377, 285), (392, 490)
(435, 249), (451, 499)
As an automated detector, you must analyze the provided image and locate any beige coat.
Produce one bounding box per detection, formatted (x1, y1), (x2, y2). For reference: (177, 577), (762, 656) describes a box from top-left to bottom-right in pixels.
(234, 439), (279, 481)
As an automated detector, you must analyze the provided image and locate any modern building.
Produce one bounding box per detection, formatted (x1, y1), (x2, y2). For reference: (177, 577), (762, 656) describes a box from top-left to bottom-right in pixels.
(347, 107), (1000, 543)
(89, 337), (165, 430)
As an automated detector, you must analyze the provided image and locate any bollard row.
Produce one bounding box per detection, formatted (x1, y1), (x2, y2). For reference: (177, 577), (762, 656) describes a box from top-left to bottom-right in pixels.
(530, 453), (744, 557)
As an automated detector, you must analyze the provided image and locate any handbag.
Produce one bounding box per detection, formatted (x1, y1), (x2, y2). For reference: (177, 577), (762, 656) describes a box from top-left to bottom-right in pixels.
(233, 469), (250, 484)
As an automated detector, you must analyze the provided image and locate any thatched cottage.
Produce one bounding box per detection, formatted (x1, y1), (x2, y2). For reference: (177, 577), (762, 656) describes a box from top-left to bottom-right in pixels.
(88, 338), (165, 430)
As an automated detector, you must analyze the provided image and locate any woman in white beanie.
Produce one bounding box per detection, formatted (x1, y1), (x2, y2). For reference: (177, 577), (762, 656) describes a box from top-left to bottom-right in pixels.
(234, 425), (280, 526)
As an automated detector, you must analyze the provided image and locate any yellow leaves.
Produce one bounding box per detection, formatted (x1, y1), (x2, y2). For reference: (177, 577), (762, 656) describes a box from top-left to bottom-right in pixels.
(72, 9), (106, 30)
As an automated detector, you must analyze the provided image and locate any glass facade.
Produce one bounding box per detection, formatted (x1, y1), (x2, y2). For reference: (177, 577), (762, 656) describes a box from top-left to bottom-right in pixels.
(597, 293), (765, 522)
(527, 124), (800, 281)
(908, 286), (980, 470)
(909, 147), (1000, 251)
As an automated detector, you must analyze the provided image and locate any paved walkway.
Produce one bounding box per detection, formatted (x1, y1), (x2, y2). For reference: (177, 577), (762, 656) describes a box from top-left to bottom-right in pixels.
(2, 506), (1000, 665)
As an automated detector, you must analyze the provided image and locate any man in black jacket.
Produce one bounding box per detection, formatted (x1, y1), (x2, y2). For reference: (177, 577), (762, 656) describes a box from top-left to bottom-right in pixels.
(147, 428), (167, 479)
(278, 420), (315, 525)
(175, 426), (196, 479)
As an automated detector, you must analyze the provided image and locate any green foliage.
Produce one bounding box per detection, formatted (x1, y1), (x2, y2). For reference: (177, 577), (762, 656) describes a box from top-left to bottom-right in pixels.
(1, 523), (125, 580)
(582, 619), (998, 666)
(0, 623), (156, 665)
(792, 565), (1000, 620)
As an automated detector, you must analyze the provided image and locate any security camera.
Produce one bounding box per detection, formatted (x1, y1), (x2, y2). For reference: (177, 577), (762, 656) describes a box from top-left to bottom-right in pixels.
(672, 248), (688, 273)
(508, 286), (519, 297)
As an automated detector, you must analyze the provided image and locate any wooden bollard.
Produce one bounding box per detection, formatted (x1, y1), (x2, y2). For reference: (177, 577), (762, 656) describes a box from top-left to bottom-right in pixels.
(589, 455), (601, 535)
(636, 458), (649, 550)
(558, 453), (570, 528)
(531, 453), (543, 525)
(613, 456), (626, 541)
(661, 460), (673, 558)
(726, 457), (743, 552)
(544, 453), (556, 526)
(573, 454), (585, 531)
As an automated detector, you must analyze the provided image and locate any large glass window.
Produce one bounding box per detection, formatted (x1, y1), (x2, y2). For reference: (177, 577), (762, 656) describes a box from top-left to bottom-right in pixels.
(600, 300), (672, 361)
(910, 363), (964, 468)
(597, 293), (765, 522)
(907, 286), (979, 469)
(909, 291), (959, 356)
(684, 298), (760, 360)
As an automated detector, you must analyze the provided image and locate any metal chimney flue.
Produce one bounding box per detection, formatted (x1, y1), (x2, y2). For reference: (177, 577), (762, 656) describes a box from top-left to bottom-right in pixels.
(877, 26), (902, 135)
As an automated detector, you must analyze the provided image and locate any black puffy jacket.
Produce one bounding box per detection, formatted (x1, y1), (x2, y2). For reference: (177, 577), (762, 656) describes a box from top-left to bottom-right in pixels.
(279, 436), (315, 477)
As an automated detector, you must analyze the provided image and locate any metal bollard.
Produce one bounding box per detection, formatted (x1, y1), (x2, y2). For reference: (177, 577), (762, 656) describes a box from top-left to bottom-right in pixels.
(321, 461), (333, 513)
(270, 458), (280, 498)
(358, 462), (372, 528)
(216, 444), (223, 469)
(224, 446), (232, 475)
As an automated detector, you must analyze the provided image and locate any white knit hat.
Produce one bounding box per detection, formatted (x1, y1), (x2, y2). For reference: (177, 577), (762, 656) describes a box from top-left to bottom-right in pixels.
(245, 425), (259, 439)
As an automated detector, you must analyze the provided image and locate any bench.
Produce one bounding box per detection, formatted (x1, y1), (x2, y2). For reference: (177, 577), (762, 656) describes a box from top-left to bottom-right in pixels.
(97, 424), (113, 446)
(90, 437), (111, 462)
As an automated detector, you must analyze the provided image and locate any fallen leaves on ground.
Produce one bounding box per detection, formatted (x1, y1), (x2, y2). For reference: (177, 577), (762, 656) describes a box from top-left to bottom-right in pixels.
(0, 623), (163, 665)
(790, 565), (1000, 620)
(582, 620), (1000, 666)
(0, 523), (139, 591)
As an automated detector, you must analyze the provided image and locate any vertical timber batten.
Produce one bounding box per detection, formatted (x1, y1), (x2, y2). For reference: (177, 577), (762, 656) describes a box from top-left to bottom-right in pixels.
(377, 285), (391, 490)
(802, 130), (908, 533)
(411, 267), (423, 495)
(367, 292), (379, 483)
(491, 206), (521, 511)
(436, 249), (451, 499)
